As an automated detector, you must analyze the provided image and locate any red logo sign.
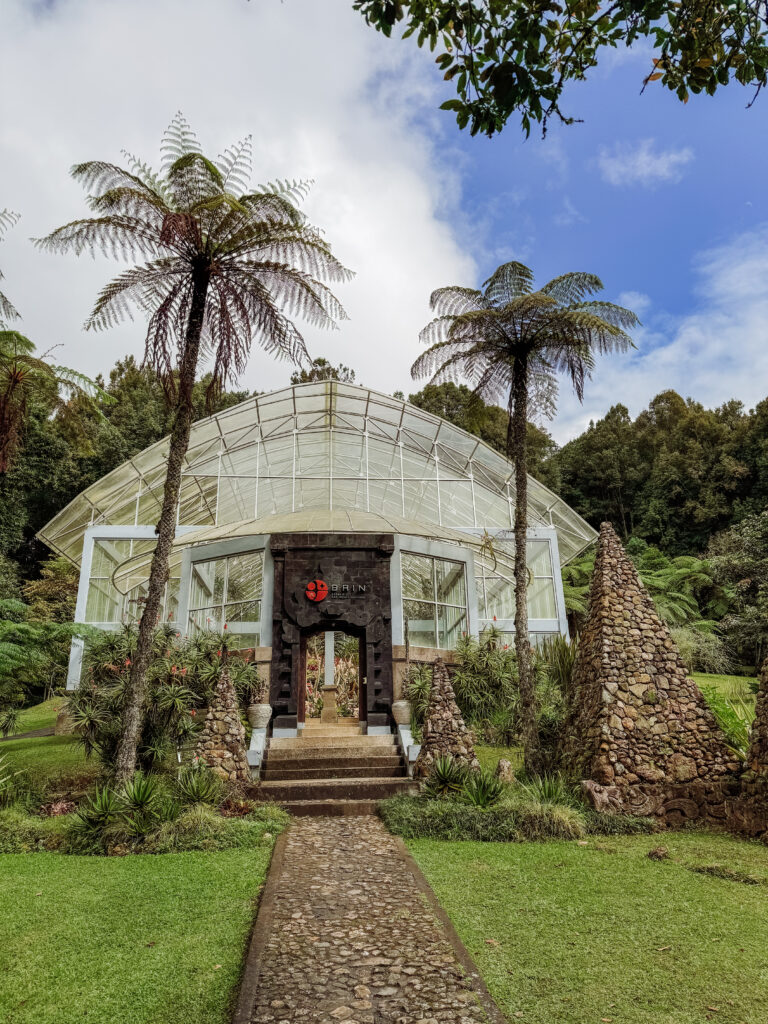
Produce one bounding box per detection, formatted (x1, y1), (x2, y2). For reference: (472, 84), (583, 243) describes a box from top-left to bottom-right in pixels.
(305, 579), (328, 602)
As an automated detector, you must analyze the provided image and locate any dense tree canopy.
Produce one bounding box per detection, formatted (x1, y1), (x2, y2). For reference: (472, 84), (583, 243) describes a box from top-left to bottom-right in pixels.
(354, 0), (768, 136)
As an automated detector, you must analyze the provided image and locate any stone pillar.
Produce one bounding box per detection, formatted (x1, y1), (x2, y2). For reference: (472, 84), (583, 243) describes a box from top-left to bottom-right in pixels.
(413, 658), (480, 778)
(561, 522), (739, 791)
(194, 663), (251, 783)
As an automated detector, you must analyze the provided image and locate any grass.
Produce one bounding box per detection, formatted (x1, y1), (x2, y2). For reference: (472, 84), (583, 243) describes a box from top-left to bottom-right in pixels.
(474, 744), (523, 774)
(411, 831), (768, 1024)
(693, 672), (757, 699)
(0, 733), (96, 792)
(0, 847), (271, 1024)
(17, 697), (64, 733)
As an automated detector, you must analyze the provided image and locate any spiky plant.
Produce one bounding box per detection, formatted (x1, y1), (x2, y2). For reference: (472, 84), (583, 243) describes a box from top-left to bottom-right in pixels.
(0, 210), (21, 327)
(38, 115), (352, 781)
(412, 262), (637, 773)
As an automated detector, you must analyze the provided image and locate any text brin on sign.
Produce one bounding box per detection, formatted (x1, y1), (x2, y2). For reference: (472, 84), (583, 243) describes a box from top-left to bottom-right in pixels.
(305, 579), (368, 602)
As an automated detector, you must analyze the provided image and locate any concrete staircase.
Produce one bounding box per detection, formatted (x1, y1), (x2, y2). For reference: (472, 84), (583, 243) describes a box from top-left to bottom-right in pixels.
(256, 718), (417, 815)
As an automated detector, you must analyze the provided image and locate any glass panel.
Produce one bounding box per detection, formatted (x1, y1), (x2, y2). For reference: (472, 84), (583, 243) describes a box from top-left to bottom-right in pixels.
(527, 540), (553, 577)
(435, 559), (466, 607)
(90, 540), (130, 577)
(226, 552), (263, 603)
(86, 580), (120, 623)
(401, 553), (434, 600)
(483, 574), (516, 620)
(437, 604), (466, 649)
(225, 600), (261, 624)
(189, 560), (217, 610)
(404, 600), (436, 648)
(528, 576), (557, 618)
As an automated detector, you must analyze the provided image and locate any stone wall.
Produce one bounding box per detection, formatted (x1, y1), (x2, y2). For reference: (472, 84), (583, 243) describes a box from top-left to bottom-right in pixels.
(194, 663), (251, 783)
(562, 522), (739, 793)
(413, 658), (479, 778)
(747, 657), (768, 773)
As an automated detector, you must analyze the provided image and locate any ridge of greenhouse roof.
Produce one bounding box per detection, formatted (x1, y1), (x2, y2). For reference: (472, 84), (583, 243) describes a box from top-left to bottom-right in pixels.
(37, 380), (597, 566)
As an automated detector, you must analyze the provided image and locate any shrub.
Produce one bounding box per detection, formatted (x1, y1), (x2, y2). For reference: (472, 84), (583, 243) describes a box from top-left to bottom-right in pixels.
(424, 754), (467, 799)
(140, 802), (289, 854)
(516, 772), (581, 809)
(0, 706), (20, 738)
(403, 663), (432, 736)
(0, 806), (69, 853)
(379, 794), (587, 842)
(451, 627), (518, 726)
(462, 769), (504, 808)
(0, 752), (24, 807)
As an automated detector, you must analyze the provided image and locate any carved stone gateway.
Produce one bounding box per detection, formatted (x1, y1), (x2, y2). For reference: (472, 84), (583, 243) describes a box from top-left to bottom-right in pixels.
(561, 521), (741, 825)
(269, 533), (394, 719)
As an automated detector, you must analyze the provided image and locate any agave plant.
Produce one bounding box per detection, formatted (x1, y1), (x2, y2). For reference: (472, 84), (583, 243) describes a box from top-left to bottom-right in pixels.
(177, 763), (223, 806)
(462, 768), (504, 808)
(424, 754), (468, 799)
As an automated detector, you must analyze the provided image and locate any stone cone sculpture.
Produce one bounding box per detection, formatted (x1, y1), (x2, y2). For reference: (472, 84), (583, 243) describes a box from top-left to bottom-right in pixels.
(561, 521), (738, 788)
(747, 656), (768, 775)
(194, 661), (251, 783)
(413, 658), (480, 778)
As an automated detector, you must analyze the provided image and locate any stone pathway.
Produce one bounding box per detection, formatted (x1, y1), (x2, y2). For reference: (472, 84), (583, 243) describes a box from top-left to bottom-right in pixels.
(239, 816), (500, 1024)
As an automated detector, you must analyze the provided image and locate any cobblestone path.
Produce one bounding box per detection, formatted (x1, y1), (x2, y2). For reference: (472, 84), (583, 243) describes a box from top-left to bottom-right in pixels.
(244, 816), (498, 1024)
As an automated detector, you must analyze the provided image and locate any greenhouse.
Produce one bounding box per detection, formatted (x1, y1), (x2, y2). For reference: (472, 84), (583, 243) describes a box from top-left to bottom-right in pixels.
(39, 380), (596, 719)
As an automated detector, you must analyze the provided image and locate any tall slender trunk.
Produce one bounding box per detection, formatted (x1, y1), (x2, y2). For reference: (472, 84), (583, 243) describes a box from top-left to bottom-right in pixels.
(508, 356), (542, 776)
(114, 262), (211, 782)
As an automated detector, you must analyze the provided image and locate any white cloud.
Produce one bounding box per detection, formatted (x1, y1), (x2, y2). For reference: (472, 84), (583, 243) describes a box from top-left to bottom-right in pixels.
(0, 0), (474, 396)
(553, 197), (586, 228)
(597, 138), (694, 187)
(617, 290), (651, 316)
(553, 225), (768, 442)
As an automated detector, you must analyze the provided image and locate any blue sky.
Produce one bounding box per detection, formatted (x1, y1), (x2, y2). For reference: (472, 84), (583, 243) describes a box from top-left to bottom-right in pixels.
(1, 0), (766, 442)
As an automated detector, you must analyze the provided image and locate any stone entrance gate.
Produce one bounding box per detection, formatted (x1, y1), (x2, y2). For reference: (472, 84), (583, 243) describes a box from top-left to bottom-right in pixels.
(269, 533), (394, 721)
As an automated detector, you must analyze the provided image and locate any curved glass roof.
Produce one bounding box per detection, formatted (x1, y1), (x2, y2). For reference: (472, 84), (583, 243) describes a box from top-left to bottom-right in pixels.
(38, 380), (596, 566)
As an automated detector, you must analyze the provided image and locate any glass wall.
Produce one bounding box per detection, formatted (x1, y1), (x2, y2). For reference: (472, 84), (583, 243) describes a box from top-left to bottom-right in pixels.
(85, 539), (179, 626)
(401, 551), (467, 649)
(476, 538), (559, 637)
(188, 550), (264, 649)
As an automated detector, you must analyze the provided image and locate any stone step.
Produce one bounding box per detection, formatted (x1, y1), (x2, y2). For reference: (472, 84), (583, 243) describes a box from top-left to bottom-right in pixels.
(303, 718), (360, 728)
(270, 734), (395, 750)
(264, 752), (403, 770)
(272, 799), (381, 817)
(266, 745), (398, 762)
(262, 764), (407, 781)
(255, 776), (418, 802)
(296, 727), (364, 738)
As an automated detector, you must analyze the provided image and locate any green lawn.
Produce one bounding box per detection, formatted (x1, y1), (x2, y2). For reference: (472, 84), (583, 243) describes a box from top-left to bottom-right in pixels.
(17, 697), (64, 733)
(0, 733), (97, 792)
(693, 672), (757, 699)
(0, 848), (270, 1024)
(475, 745), (523, 774)
(411, 831), (768, 1024)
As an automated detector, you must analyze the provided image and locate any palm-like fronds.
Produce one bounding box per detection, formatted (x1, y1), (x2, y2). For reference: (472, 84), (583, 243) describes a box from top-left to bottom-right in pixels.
(36, 113), (352, 403)
(412, 260), (638, 775)
(0, 210), (21, 327)
(38, 115), (352, 781)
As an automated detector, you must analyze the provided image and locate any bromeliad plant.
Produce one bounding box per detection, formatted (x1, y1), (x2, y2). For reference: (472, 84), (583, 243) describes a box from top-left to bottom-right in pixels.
(66, 624), (263, 773)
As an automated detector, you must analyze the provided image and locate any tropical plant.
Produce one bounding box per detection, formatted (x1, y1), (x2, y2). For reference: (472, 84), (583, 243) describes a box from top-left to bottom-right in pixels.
(0, 706), (19, 738)
(451, 626), (518, 726)
(424, 754), (468, 799)
(0, 210), (20, 327)
(177, 762), (224, 806)
(462, 768), (504, 808)
(699, 684), (755, 762)
(38, 115), (351, 781)
(412, 262), (636, 773)
(403, 662), (432, 734)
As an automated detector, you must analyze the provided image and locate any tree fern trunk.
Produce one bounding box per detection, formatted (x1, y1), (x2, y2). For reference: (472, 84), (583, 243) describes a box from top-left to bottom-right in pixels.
(114, 264), (210, 782)
(508, 357), (542, 775)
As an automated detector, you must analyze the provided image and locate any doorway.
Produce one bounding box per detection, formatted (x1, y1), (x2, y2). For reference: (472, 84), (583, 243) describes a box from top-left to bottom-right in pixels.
(298, 626), (366, 725)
